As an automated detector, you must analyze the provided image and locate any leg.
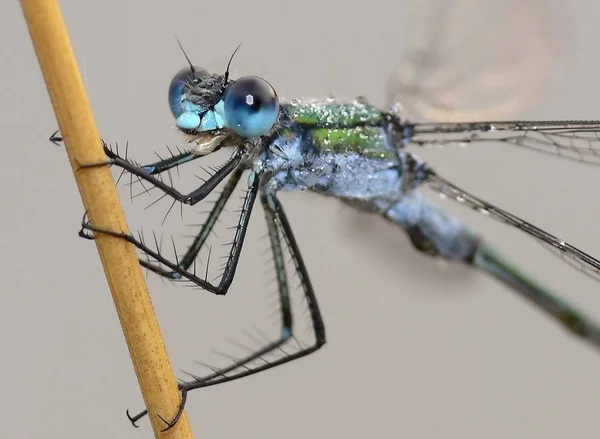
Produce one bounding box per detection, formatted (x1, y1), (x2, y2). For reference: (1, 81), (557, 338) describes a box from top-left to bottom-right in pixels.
(81, 167), (257, 294)
(52, 129), (254, 293)
(126, 188), (327, 430)
(50, 130), (242, 205)
(84, 141), (244, 205)
(49, 130), (62, 145)
(133, 166), (245, 281)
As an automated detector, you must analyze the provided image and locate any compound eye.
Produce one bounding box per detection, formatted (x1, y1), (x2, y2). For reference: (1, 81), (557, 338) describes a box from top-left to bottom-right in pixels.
(223, 76), (279, 138)
(168, 66), (209, 118)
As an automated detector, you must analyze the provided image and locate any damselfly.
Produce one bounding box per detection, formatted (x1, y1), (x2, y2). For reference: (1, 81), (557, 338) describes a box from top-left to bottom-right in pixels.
(52, 0), (600, 431)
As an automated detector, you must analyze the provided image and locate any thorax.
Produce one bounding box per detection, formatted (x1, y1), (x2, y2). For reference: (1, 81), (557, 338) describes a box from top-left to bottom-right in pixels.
(253, 99), (409, 201)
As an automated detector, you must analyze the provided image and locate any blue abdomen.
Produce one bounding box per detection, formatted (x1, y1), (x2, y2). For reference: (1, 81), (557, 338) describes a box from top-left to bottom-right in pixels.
(382, 191), (480, 261)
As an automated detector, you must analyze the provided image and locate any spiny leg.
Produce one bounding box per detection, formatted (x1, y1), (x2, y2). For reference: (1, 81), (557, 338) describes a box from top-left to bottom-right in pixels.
(83, 140), (244, 205)
(56, 125), (258, 291)
(80, 167), (257, 294)
(54, 131), (327, 427)
(137, 167), (245, 280)
(126, 188), (327, 431)
(50, 130), (243, 204)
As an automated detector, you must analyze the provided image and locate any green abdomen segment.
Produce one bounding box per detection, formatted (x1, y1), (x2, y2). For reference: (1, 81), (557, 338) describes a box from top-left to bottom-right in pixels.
(473, 244), (600, 344)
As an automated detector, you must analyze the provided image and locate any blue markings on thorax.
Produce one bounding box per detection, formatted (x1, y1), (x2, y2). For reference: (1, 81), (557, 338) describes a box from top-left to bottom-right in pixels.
(255, 126), (402, 199)
(253, 103), (478, 262)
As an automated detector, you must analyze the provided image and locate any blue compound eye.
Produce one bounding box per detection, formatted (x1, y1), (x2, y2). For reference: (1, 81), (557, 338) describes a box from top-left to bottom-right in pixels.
(223, 76), (279, 138)
(168, 66), (209, 118)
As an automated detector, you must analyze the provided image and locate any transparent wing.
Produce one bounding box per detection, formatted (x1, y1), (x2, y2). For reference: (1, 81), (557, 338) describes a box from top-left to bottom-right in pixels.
(406, 120), (600, 166)
(425, 173), (600, 282)
(387, 0), (565, 122)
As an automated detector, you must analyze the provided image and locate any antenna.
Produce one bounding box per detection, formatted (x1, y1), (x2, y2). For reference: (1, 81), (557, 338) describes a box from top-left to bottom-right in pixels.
(223, 42), (243, 86)
(174, 35), (196, 76)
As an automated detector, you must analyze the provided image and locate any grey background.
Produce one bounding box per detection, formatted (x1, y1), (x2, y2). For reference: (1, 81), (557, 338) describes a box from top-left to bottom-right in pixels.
(3, 0), (600, 438)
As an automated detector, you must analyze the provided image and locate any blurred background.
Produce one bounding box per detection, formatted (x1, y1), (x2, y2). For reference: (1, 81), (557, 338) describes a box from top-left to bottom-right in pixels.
(3, 0), (600, 437)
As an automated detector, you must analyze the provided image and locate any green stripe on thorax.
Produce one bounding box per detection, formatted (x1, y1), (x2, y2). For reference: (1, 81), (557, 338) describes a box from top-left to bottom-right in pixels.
(283, 100), (384, 126)
(311, 127), (396, 159)
(282, 100), (395, 160)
